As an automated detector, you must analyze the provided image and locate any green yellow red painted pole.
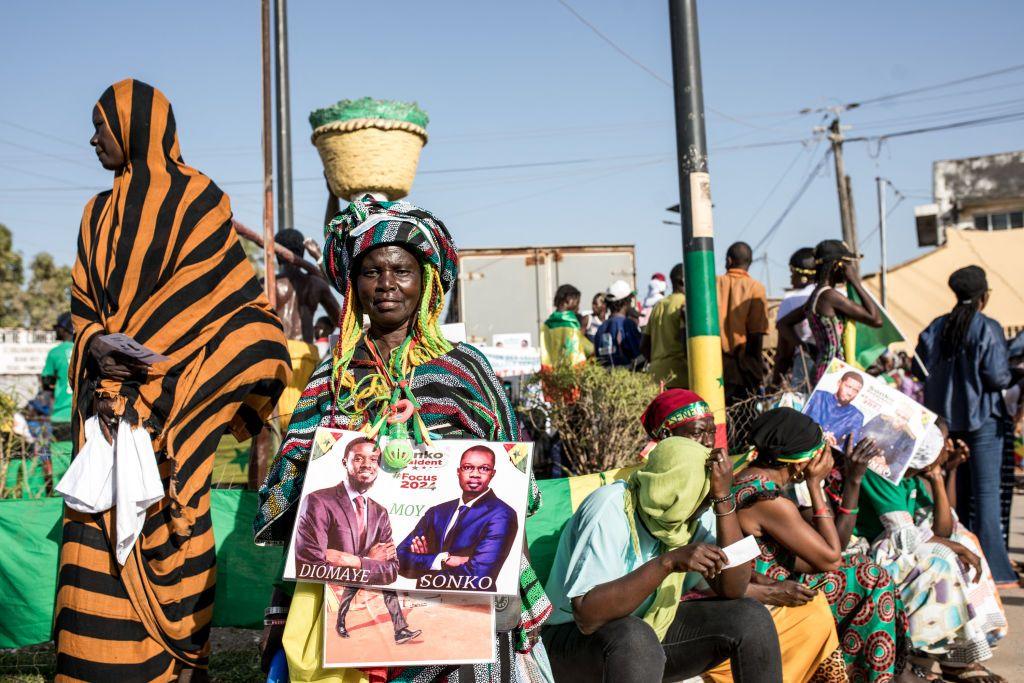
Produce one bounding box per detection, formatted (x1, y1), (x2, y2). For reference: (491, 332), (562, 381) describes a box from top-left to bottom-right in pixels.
(667, 0), (726, 444)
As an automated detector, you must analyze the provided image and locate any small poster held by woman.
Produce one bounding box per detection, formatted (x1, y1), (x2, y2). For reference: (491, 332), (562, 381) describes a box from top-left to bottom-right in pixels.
(803, 359), (937, 484)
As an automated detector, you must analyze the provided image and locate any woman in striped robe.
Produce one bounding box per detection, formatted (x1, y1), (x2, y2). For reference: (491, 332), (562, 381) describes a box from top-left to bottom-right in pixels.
(255, 196), (553, 683)
(55, 79), (290, 682)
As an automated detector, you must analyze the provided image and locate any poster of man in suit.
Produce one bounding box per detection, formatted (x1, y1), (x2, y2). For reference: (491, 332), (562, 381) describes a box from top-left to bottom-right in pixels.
(803, 359), (936, 485)
(292, 437), (421, 644)
(396, 445), (518, 592)
(284, 429), (533, 597)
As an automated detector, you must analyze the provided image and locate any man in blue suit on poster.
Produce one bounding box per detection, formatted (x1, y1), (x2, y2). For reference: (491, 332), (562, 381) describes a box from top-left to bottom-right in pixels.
(397, 445), (518, 592)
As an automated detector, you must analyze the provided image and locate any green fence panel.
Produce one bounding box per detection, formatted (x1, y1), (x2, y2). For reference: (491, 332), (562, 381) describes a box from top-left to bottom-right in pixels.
(0, 490), (281, 649)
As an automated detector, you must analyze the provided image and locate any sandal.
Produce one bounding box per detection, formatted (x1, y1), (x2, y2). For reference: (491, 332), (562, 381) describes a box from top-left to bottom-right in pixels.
(905, 663), (942, 682)
(939, 663), (1006, 683)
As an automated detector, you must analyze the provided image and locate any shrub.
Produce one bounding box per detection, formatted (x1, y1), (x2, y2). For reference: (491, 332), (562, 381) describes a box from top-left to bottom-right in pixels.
(534, 362), (658, 475)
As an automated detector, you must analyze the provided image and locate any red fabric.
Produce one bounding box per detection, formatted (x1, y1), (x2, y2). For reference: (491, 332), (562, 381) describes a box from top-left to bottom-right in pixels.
(354, 495), (366, 548)
(640, 388), (708, 438)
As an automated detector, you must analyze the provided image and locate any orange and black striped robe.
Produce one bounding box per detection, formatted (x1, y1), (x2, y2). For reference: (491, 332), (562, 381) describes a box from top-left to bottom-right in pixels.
(55, 78), (290, 682)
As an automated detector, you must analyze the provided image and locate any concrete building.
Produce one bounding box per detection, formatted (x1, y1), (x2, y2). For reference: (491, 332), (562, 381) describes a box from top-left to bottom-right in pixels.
(915, 150), (1024, 246)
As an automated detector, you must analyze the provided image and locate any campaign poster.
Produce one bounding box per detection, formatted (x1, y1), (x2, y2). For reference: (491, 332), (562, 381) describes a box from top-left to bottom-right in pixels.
(284, 428), (533, 596)
(803, 359), (936, 485)
(321, 584), (494, 668)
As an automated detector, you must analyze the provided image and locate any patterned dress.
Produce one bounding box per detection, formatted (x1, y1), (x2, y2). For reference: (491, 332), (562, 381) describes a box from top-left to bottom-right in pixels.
(733, 475), (909, 683)
(256, 342), (552, 683)
(806, 287), (845, 382)
(853, 470), (1007, 664)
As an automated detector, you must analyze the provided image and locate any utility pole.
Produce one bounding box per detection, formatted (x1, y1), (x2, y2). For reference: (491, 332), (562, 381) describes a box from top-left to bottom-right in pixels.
(828, 117), (858, 248)
(667, 0), (726, 440)
(260, 0), (276, 306)
(273, 0), (294, 232)
(876, 177), (888, 307)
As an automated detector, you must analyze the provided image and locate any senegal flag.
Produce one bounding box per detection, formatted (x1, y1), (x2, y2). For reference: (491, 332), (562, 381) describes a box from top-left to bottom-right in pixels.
(842, 284), (905, 370)
(525, 468), (634, 584)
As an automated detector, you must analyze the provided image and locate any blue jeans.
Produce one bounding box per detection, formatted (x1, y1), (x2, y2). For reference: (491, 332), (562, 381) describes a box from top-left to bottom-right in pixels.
(954, 418), (1017, 583)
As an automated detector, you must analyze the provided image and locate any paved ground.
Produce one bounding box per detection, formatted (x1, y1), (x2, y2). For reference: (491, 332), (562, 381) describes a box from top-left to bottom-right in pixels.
(982, 490), (1024, 681)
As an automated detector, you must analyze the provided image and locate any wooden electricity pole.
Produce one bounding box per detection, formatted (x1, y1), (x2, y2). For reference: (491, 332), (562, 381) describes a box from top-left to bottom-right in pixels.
(260, 0), (277, 307)
(828, 117), (858, 248)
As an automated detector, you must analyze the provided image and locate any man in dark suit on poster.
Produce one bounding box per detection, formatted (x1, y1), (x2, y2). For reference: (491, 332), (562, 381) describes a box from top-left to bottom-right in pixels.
(397, 445), (519, 592)
(293, 437), (421, 643)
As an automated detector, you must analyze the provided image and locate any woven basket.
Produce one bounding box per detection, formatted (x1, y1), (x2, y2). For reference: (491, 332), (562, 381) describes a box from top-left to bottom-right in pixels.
(311, 117), (428, 201)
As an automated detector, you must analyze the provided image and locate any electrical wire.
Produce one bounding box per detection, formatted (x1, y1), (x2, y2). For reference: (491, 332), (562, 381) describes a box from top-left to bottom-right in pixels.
(752, 150), (832, 253)
(846, 110), (1024, 145)
(735, 142), (815, 240)
(551, 0), (780, 130)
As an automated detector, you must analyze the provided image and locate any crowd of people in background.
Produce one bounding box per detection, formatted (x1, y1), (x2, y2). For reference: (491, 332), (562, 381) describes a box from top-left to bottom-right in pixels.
(11, 77), (1024, 683)
(535, 236), (1024, 682)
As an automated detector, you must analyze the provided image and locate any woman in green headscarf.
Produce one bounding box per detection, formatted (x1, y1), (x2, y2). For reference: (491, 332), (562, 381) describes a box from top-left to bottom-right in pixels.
(540, 389), (784, 682)
(731, 407), (924, 682)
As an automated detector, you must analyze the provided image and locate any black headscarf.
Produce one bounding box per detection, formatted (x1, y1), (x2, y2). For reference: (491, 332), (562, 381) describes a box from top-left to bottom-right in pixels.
(748, 407), (823, 466)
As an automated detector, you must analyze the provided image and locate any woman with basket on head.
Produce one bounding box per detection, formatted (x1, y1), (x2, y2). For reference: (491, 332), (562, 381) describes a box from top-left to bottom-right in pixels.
(255, 196), (554, 682)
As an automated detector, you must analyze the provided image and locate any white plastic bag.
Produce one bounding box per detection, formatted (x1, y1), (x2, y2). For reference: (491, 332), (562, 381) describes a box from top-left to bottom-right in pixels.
(56, 416), (164, 564)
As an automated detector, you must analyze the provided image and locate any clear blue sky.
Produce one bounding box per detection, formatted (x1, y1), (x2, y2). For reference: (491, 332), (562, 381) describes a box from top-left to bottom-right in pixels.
(2, 0), (1022, 297)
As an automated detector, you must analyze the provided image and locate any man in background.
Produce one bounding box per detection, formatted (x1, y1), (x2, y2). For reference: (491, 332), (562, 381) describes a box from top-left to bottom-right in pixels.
(541, 284), (593, 370)
(717, 242), (770, 402)
(775, 248), (817, 391)
(641, 263), (688, 388)
(583, 292), (607, 344)
(39, 312), (74, 491)
(595, 281), (642, 369)
(251, 229), (342, 489)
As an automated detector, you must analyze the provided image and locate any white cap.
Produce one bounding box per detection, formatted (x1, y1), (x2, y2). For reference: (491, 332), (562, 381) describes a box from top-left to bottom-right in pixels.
(606, 280), (633, 301)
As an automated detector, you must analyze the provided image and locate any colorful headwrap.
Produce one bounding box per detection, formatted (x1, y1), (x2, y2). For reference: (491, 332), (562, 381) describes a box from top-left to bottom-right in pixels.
(748, 407), (825, 463)
(322, 194), (458, 295)
(640, 389), (712, 441)
(321, 196), (458, 432)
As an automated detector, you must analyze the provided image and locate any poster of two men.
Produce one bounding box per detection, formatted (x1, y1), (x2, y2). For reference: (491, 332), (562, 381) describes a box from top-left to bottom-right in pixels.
(283, 429), (532, 667)
(286, 430), (531, 595)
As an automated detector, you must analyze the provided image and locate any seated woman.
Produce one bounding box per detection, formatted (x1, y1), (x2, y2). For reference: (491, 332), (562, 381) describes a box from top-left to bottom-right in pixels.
(731, 407), (922, 683)
(542, 390), (838, 683)
(854, 422), (1008, 683)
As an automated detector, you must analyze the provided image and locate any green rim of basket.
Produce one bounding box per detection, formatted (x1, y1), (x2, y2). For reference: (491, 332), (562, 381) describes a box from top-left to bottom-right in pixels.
(309, 97), (429, 130)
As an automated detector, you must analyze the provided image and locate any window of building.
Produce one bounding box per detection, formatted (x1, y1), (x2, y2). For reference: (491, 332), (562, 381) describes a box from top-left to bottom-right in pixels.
(972, 210), (1024, 230)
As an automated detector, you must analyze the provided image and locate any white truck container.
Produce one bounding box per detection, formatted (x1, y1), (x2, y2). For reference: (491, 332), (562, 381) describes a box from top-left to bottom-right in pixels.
(447, 245), (636, 345)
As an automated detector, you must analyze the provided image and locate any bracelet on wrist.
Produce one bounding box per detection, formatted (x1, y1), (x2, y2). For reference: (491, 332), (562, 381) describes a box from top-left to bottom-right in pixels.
(837, 505), (858, 515)
(812, 513), (834, 519)
(710, 492), (734, 504)
(713, 498), (738, 516)
(265, 606), (289, 617)
(812, 507), (830, 516)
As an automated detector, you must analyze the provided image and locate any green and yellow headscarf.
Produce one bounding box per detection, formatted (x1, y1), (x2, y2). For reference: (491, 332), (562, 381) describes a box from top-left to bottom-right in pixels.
(623, 436), (711, 641)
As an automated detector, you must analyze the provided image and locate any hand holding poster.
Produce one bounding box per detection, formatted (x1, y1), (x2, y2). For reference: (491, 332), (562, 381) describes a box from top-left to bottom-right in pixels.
(803, 359), (936, 485)
(285, 428), (533, 596)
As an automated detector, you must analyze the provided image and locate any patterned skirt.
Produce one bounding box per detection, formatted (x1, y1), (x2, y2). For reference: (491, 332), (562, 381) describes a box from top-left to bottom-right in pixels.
(800, 557), (908, 683)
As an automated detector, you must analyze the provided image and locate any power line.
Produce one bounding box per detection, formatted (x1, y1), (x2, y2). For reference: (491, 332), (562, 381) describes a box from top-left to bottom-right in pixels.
(554, 0), (671, 86)
(0, 119), (84, 149)
(799, 63), (1024, 115)
(752, 150), (832, 253)
(846, 109), (1024, 145)
(551, 0), (770, 129)
(735, 142), (815, 240)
